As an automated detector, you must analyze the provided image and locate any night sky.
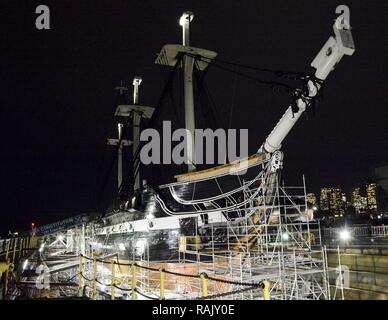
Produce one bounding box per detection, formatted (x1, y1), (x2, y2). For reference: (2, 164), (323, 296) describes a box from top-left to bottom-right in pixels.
(0, 0), (387, 234)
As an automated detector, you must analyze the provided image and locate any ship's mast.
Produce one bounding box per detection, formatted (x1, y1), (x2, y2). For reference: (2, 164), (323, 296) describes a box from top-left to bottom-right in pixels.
(131, 77), (143, 190)
(179, 11), (195, 172)
(155, 11), (217, 173)
(115, 84), (127, 189)
(113, 78), (155, 191)
(108, 84), (131, 190)
(180, 12), (196, 172)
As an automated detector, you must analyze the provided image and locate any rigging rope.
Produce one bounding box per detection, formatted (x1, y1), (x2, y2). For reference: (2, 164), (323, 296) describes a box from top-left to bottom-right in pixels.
(106, 51), (324, 211)
(189, 53), (311, 79)
(228, 74), (238, 130)
(185, 53), (299, 92)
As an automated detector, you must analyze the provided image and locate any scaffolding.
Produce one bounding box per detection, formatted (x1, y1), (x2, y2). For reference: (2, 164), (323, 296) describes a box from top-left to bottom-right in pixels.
(3, 159), (333, 300)
(168, 176), (329, 300)
(56, 173), (330, 300)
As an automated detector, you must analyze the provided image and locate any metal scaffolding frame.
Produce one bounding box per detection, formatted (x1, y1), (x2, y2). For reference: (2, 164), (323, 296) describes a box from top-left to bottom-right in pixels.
(4, 157), (341, 300)
(171, 175), (330, 300)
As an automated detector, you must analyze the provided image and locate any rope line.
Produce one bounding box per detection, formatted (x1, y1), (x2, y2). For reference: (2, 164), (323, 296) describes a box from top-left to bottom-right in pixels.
(197, 285), (257, 300)
(134, 288), (159, 300)
(185, 53), (298, 92)
(189, 53), (311, 78)
(79, 254), (263, 287)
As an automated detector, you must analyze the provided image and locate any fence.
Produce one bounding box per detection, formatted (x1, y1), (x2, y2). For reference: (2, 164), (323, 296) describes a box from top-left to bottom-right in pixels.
(323, 225), (388, 238)
(77, 254), (270, 300)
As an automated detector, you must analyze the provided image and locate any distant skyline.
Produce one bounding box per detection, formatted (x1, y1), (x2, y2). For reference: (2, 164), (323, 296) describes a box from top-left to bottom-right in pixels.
(311, 180), (379, 197)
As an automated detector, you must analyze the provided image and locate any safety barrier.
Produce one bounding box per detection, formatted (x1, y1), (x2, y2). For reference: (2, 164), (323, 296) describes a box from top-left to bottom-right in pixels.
(323, 225), (388, 238)
(0, 236), (40, 299)
(78, 254), (270, 300)
(0, 237), (40, 264)
(0, 261), (14, 298)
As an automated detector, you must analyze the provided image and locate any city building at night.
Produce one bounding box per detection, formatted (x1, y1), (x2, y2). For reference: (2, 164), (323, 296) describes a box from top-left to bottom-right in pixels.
(352, 186), (364, 213)
(306, 193), (317, 206)
(320, 187), (346, 216)
(366, 183), (378, 211)
(320, 188), (330, 211)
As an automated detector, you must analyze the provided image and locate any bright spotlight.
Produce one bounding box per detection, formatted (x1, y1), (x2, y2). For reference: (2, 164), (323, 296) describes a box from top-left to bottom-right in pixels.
(282, 232), (290, 241)
(179, 15), (185, 26)
(39, 243), (45, 253)
(22, 259), (29, 270)
(339, 229), (351, 241)
(179, 12), (194, 26)
(58, 235), (64, 241)
(313, 206), (318, 211)
(135, 239), (146, 255)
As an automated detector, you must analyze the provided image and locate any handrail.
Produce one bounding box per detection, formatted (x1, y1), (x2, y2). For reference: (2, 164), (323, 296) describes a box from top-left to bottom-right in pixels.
(78, 253), (270, 300)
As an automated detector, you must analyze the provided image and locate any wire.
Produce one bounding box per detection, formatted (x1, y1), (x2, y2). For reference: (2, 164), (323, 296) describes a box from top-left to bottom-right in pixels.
(191, 54), (310, 79)
(186, 53), (299, 92)
(194, 60), (223, 130)
(228, 74), (238, 130)
(110, 54), (184, 206)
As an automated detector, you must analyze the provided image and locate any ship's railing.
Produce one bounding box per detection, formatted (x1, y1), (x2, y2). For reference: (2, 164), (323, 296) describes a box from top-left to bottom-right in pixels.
(155, 163), (275, 218)
(155, 154), (272, 217)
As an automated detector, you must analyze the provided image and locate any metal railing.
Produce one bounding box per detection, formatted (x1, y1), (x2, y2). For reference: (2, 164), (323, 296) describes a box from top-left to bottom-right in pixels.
(323, 225), (388, 238)
(77, 253), (270, 300)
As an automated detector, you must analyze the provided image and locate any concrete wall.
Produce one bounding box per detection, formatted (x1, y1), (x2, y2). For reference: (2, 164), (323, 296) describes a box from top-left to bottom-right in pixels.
(327, 247), (388, 300)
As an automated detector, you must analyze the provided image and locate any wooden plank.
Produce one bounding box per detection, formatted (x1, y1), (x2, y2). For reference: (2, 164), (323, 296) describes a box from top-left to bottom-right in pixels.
(175, 153), (269, 183)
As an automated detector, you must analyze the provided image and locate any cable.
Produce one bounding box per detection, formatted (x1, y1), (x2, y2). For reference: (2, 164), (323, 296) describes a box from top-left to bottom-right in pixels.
(97, 117), (133, 214)
(186, 53), (299, 92)
(190, 54), (310, 79)
(109, 54), (184, 207)
(194, 60), (223, 130)
(228, 74), (238, 130)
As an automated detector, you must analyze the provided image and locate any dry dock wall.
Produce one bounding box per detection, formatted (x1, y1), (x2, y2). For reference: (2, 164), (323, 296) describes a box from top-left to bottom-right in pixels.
(327, 247), (388, 300)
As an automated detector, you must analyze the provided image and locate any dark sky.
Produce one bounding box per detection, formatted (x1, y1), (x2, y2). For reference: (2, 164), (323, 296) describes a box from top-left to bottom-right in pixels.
(0, 0), (387, 234)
